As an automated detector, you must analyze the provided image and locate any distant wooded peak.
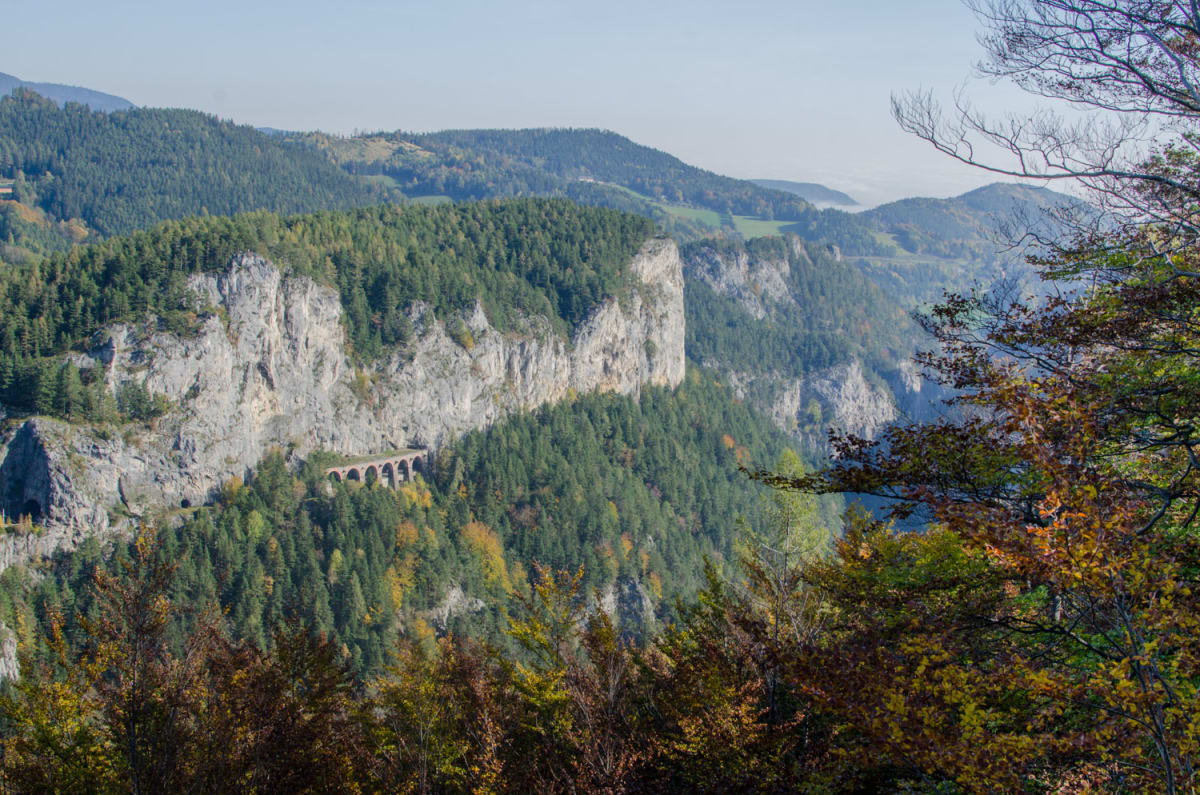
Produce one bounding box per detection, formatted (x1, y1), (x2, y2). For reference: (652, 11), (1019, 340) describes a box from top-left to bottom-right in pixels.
(0, 71), (134, 113)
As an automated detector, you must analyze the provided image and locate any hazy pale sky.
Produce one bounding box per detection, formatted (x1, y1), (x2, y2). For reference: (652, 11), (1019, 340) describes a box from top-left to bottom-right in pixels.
(8, 0), (1038, 206)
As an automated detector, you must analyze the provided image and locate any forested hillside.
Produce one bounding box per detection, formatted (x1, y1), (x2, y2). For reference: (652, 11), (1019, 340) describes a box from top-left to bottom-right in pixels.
(295, 127), (893, 253)
(853, 182), (1086, 307)
(677, 234), (924, 448)
(306, 123), (1084, 309)
(0, 199), (653, 418)
(6, 0), (1200, 790)
(0, 90), (383, 263)
(404, 128), (813, 217)
(684, 236), (911, 379)
(0, 72), (134, 113)
(0, 371), (825, 674)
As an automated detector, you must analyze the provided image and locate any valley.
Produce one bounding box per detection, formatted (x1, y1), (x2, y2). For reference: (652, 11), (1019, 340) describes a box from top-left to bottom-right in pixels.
(0, 65), (1121, 790)
(0, 88), (1065, 664)
(4, 0), (1195, 788)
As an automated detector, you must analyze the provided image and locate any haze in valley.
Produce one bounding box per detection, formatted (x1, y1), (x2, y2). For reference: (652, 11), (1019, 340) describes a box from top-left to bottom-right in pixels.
(7, 0), (1043, 206)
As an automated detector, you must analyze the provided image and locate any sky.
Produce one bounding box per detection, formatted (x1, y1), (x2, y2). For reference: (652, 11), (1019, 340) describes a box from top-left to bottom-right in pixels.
(7, 0), (1043, 206)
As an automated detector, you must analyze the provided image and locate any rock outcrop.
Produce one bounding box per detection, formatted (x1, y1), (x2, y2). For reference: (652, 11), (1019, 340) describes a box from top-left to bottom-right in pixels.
(0, 623), (17, 681)
(0, 237), (685, 570)
(683, 236), (925, 449)
(720, 360), (904, 448)
(684, 241), (794, 320)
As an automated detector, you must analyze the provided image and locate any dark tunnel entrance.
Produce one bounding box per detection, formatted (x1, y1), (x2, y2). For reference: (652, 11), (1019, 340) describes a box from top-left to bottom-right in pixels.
(20, 499), (41, 522)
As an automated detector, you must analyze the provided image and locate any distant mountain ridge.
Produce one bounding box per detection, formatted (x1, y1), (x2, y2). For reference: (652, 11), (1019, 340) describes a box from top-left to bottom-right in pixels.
(0, 90), (384, 264)
(0, 85), (1089, 304)
(853, 182), (1092, 307)
(293, 126), (893, 253)
(863, 182), (1087, 260)
(0, 72), (134, 112)
(750, 179), (858, 206)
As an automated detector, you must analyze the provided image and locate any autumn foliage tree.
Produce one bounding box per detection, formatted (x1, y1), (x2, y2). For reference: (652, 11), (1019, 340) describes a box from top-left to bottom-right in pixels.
(764, 235), (1200, 790)
(734, 2), (1200, 790)
(0, 531), (373, 793)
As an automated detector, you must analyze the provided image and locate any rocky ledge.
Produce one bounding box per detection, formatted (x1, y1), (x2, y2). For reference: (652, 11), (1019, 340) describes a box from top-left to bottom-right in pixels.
(0, 237), (685, 570)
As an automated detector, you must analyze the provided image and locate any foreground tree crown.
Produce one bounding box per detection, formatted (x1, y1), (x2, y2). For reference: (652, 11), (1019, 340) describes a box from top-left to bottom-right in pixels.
(746, 0), (1200, 790)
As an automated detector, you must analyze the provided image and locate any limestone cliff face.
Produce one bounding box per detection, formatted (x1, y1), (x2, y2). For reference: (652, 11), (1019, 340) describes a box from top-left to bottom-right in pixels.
(683, 237), (922, 448)
(721, 360), (903, 447)
(0, 237), (684, 568)
(684, 241), (794, 320)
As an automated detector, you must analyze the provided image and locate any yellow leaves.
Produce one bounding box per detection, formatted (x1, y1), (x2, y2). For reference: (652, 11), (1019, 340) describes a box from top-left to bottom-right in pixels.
(399, 479), (434, 509)
(327, 548), (345, 585)
(410, 617), (435, 645)
(461, 521), (511, 592)
(386, 556), (417, 610)
(668, 686), (764, 765)
(883, 690), (907, 715)
(509, 560), (529, 594)
(220, 475), (245, 502)
(1024, 668), (1055, 694)
(647, 571), (664, 600)
(721, 433), (736, 450)
(597, 541), (619, 579)
(395, 520), (419, 549)
(245, 509), (266, 543)
(423, 524), (440, 549)
(619, 532), (633, 559)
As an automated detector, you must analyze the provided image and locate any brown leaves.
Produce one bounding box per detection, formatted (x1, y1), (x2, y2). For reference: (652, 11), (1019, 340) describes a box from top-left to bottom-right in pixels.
(775, 229), (1200, 790)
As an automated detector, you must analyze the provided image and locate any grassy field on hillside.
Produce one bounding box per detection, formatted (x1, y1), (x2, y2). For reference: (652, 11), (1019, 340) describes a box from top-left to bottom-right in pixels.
(731, 215), (793, 238)
(657, 202), (723, 227)
(401, 182), (796, 240)
(407, 194), (454, 205)
(361, 173), (403, 190)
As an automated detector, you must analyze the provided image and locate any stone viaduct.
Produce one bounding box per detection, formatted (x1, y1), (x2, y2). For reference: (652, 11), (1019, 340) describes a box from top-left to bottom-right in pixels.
(325, 449), (431, 488)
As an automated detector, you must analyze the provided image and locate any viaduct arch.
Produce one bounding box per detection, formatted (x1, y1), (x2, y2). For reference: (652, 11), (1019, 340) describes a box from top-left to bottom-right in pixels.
(325, 449), (431, 489)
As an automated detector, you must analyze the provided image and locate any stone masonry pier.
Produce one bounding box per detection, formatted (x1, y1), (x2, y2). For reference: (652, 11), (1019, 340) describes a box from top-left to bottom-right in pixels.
(325, 449), (430, 488)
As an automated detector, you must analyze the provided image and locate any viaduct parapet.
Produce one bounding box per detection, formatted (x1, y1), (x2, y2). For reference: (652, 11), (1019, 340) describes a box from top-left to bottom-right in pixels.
(325, 449), (430, 488)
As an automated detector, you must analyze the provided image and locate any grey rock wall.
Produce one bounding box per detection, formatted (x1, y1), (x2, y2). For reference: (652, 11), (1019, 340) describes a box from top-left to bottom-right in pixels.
(683, 237), (921, 449)
(0, 237), (685, 571)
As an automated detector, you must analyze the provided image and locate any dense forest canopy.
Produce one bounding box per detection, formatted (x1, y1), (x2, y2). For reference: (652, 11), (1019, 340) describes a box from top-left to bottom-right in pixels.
(0, 90), (383, 239)
(296, 127), (895, 253)
(0, 199), (654, 417)
(0, 371), (822, 676)
(682, 236), (913, 380)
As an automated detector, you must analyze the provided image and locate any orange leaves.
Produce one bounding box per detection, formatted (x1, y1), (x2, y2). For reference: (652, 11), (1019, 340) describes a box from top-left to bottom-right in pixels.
(784, 239), (1200, 789)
